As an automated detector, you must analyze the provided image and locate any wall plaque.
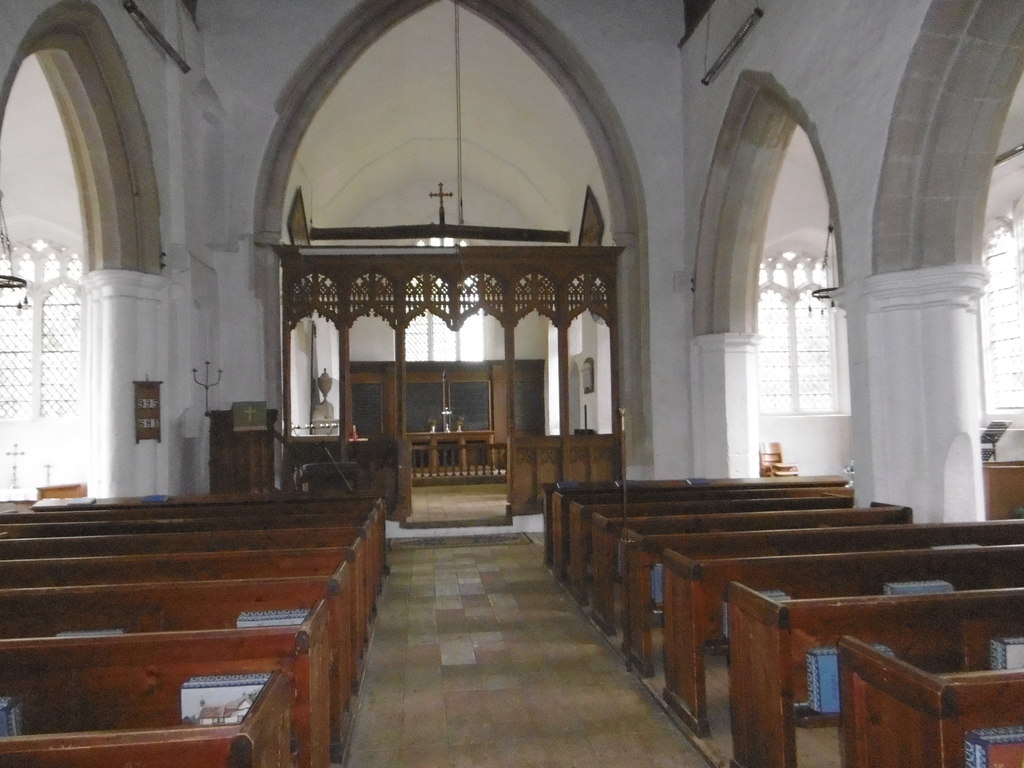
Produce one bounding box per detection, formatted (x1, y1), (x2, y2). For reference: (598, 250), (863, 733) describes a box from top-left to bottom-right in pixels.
(134, 380), (162, 443)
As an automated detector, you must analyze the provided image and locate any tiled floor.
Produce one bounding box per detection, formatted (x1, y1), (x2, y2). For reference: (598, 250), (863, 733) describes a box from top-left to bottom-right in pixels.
(343, 537), (709, 768)
(407, 484), (510, 526)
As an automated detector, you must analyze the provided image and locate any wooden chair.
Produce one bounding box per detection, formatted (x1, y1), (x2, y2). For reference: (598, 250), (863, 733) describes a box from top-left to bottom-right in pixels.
(758, 442), (798, 476)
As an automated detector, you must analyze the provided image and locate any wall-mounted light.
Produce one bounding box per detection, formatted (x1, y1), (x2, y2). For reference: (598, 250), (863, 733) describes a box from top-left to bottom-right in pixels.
(701, 7), (763, 86)
(123, 0), (190, 74)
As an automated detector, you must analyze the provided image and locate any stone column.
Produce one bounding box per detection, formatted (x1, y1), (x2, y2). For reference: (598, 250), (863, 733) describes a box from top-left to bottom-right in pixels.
(83, 270), (169, 498)
(840, 265), (988, 522)
(690, 333), (760, 478)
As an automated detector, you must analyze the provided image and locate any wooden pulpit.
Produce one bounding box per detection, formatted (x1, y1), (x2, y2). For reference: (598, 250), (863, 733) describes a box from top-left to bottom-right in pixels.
(208, 408), (277, 494)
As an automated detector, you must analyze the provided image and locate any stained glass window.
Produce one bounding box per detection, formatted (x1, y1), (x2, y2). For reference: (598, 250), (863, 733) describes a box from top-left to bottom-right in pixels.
(757, 250), (835, 413)
(0, 241), (82, 420)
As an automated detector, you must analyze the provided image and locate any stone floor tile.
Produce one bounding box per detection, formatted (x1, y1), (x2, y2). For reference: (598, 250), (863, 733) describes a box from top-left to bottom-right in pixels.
(342, 537), (707, 768)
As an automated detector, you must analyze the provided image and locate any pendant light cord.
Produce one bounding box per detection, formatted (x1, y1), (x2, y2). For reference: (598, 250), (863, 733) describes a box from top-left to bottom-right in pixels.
(454, 0), (465, 225)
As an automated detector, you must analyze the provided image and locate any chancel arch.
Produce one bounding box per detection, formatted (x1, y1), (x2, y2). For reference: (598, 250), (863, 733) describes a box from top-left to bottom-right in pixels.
(252, 0), (652, 473)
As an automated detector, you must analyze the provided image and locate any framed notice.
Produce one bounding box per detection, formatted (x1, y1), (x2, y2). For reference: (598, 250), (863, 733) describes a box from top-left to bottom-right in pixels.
(134, 380), (162, 443)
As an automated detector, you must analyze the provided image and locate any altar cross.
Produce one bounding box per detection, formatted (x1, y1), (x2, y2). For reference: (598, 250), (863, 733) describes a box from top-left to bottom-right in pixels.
(429, 182), (453, 225)
(6, 443), (24, 488)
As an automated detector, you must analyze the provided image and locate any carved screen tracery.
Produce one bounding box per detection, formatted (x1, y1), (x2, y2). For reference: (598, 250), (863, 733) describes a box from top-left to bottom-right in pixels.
(405, 273), (454, 329)
(278, 246), (619, 333)
(349, 271), (397, 327)
(278, 245), (621, 436)
(512, 272), (557, 322)
(567, 272), (612, 324)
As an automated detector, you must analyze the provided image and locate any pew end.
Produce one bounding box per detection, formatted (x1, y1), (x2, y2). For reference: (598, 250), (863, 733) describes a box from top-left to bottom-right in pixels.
(0, 668), (295, 768)
(839, 636), (1024, 768)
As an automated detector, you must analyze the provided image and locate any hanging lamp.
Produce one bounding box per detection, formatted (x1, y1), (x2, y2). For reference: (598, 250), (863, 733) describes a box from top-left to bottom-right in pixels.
(810, 224), (839, 309)
(0, 191), (28, 310)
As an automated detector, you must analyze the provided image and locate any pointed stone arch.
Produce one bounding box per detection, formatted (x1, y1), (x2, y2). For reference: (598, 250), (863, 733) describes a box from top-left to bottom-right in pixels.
(253, 0), (652, 465)
(874, 1), (1024, 272)
(2, 1), (161, 273)
(692, 71), (840, 337)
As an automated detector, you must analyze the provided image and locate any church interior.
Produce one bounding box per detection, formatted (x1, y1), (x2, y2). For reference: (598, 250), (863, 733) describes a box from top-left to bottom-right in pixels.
(1, 1), (1024, 766)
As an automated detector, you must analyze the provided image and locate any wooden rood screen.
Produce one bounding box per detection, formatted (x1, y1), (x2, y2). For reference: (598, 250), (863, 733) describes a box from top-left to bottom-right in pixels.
(277, 245), (624, 516)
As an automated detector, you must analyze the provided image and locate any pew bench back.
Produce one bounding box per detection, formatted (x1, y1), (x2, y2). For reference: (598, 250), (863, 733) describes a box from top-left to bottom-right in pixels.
(660, 543), (1024, 736)
(0, 599), (333, 768)
(727, 584), (1024, 768)
(839, 636), (1024, 768)
(0, 667), (295, 768)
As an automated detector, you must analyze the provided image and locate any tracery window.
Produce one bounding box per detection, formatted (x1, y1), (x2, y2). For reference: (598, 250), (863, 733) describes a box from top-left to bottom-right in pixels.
(0, 240), (82, 420)
(981, 218), (1024, 409)
(757, 250), (835, 413)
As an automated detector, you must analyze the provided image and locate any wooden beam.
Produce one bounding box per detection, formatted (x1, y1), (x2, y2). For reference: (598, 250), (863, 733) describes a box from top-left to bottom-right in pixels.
(309, 222), (571, 243)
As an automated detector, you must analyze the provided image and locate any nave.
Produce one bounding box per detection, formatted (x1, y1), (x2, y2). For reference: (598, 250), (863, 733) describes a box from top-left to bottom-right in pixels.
(343, 536), (706, 768)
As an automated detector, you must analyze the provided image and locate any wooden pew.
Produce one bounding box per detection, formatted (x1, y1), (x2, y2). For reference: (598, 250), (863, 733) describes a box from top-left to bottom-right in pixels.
(0, 524), (364, 558)
(582, 503), (908, 636)
(565, 487), (855, 601)
(0, 523), (380, 691)
(585, 494), (859, 621)
(0, 667), (294, 767)
(0, 572), (359, 760)
(839, 636), (1024, 768)
(0, 546), (379, 687)
(661, 543), (1024, 736)
(624, 518), (1024, 678)
(581, 495), (860, 618)
(727, 584), (1024, 768)
(1, 503), (384, 637)
(546, 476), (849, 581)
(26, 490), (382, 515)
(0, 599), (333, 768)
(1, 501), (389, 597)
(0, 499), (387, 764)
(19, 494), (388, 568)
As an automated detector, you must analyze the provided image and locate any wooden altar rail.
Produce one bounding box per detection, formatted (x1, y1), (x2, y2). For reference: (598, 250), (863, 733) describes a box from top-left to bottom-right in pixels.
(410, 440), (507, 480)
